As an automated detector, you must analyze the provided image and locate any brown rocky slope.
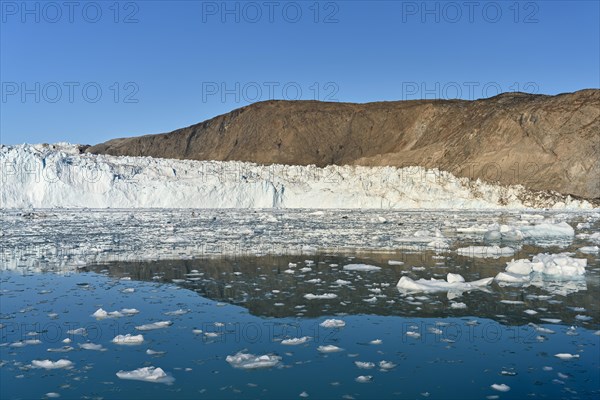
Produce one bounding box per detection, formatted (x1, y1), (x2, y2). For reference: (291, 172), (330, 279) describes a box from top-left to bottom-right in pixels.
(87, 89), (600, 200)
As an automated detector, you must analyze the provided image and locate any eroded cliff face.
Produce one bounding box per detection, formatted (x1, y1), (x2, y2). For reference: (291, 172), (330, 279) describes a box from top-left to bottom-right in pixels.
(87, 90), (600, 199)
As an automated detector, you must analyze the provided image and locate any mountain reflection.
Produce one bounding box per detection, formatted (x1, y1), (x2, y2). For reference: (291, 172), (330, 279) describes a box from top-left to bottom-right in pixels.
(84, 250), (600, 327)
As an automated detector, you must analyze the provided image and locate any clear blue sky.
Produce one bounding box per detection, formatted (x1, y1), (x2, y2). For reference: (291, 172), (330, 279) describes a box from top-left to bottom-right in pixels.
(1, 0), (599, 145)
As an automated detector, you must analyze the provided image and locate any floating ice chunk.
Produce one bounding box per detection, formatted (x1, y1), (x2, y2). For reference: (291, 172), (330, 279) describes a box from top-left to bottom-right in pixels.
(306, 278), (322, 284)
(406, 331), (421, 338)
(524, 309), (538, 315)
(500, 300), (524, 305)
(320, 319), (345, 328)
(112, 334), (144, 345)
(446, 273), (465, 284)
(122, 288), (135, 293)
(66, 328), (86, 335)
(501, 251), (588, 292)
(520, 222), (574, 238)
(540, 318), (561, 324)
(369, 339), (382, 345)
(343, 264), (381, 272)
(333, 279), (351, 285)
(554, 353), (579, 360)
(397, 274), (492, 293)
(379, 361), (396, 370)
(363, 297), (377, 303)
(45, 393), (60, 398)
(121, 308), (140, 315)
(225, 352), (281, 369)
(317, 345), (343, 353)
(456, 246), (515, 258)
(92, 308), (124, 319)
(281, 337), (311, 345)
(300, 267), (312, 273)
(62, 338), (71, 344)
(10, 339), (41, 347)
(490, 384), (510, 392)
(299, 391), (309, 397)
(505, 259), (540, 275)
(579, 246), (599, 254)
(32, 359), (73, 369)
(135, 321), (173, 331)
(494, 272), (531, 283)
(531, 253), (587, 276)
(355, 375), (372, 383)
(164, 309), (189, 316)
(47, 346), (74, 353)
(304, 293), (337, 300)
(483, 230), (503, 241)
(284, 269), (295, 274)
(116, 366), (174, 384)
(529, 323), (555, 334)
(387, 260), (404, 265)
(450, 302), (467, 309)
(146, 349), (165, 355)
(79, 343), (106, 351)
(354, 361), (375, 369)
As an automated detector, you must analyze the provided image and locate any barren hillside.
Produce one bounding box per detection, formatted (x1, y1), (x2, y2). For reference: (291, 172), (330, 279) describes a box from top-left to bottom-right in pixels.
(87, 89), (600, 199)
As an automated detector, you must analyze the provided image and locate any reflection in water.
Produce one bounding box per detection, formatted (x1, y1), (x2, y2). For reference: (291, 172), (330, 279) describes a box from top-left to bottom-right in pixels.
(84, 250), (600, 327)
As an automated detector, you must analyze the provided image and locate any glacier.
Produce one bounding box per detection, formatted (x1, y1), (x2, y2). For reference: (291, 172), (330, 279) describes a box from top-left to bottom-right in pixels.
(0, 143), (594, 209)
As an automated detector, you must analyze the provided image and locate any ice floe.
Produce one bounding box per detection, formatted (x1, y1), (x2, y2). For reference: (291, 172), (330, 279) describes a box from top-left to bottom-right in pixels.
(397, 273), (493, 293)
(342, 264), (381, 272)
(456, 246), (515, 258)
(31, 359), (73, 369)
(317, 345), (343, 353)
(554, 353), (580, 360)
(116, 366), (174, 384)
(225, 352), (281, 369)
(304, 293), (337, 300)
(354, 361), (375, 369)
(79, 343), (106, 351)
(281, 337), (311, 345)
(495, 253), (588, 294)
(135, 321), (173, 331)
(112, 334), (144, 345)
(320, 319), (346, 328)
(490, 384), (510, 392)
(92, 308), (124, 319)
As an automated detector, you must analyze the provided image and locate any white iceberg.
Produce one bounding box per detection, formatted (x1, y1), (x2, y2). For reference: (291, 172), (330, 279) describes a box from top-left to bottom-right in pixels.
(116, 366), (174, 384)
(579, 246), (599, 254)
(304, 293), (337, 300)
(343, 264), (381, 272)
(456, 245), (515, 258)
(554, 353), (580, 360)
(92, 308), (124, 319)
(397, 273), (493, 293)
(112, 334), (144, 345)
(135, 321), (173, 331)
(354, 361), (375, 369)
(281, 337), (311, 345)
(491, 383), (510, 392)
(320, 319), (346, 328)
(31, 359), (73, 369)
(79, 343), (106, 351)
(317, 345), (343, 353)
(225, 352), (281, 369)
